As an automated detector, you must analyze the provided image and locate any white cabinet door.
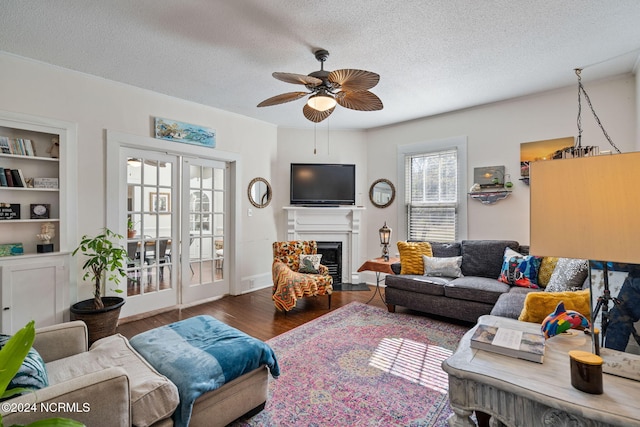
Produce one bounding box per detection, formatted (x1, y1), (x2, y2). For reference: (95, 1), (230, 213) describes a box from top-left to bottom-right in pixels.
(0, 253), (68, 334)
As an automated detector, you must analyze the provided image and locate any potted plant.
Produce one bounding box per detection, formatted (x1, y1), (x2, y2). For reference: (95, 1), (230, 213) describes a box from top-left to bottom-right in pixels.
(127, 216), (137, 238)
(70, 227), (128, 345)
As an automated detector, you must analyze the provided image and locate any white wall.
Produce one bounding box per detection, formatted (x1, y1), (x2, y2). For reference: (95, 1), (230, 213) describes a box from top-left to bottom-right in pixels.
(364, 74), (636, 261)
(0, 52), (279, 298)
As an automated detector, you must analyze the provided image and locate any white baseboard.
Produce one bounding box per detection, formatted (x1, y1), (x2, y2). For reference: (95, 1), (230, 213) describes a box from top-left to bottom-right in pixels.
(239, 272), (272, 294)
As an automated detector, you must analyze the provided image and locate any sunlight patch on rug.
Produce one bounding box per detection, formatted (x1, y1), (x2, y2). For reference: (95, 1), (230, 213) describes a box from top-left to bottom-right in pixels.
(369, 338), (452, 393)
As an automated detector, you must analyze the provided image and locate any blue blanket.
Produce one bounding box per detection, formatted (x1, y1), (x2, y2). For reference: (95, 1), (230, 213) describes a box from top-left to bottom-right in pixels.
(130, 315), (279, 427)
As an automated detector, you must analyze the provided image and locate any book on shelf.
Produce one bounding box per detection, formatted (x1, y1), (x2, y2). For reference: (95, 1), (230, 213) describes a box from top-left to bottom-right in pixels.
(470, 324), (545, 363)
(17, 169), (27, 187)
(4, 168), (14, 187)
(0, 167), (7, 186)
(10, 170), (24, 187)
(24, 139), (35, 156)
(0, 136), (11, 154)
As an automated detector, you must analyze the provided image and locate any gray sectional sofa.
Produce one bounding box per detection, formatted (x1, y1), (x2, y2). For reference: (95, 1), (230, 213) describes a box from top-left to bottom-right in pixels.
(385, 240), (538, 323)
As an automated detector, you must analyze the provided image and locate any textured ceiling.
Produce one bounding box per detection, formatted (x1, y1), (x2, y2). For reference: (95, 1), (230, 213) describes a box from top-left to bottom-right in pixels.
(1, 1), (640, 130)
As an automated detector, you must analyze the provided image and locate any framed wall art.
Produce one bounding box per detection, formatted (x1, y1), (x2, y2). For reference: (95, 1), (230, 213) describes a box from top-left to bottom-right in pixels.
(150, 192), (170, 213)
(154, 117), (216, 148)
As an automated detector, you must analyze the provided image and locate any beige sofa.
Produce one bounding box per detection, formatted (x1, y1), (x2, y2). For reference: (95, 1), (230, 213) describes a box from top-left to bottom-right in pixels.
(1, 321), (269, 427)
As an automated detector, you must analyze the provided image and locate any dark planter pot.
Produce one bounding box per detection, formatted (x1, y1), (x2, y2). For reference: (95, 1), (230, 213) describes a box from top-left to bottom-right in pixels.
(70, 296), (125, 345)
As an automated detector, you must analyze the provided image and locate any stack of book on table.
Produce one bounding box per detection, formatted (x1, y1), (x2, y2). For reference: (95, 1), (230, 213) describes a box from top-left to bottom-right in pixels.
(470, 324), (545, 363)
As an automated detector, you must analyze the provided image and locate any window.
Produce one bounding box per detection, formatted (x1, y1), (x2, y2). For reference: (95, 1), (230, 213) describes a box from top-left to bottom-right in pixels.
(405, 149), (458, 242)
(190, 191), (211, 232)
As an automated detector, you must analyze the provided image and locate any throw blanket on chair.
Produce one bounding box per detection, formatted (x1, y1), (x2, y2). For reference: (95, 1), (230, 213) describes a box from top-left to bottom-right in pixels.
(130, 315), (280, 427)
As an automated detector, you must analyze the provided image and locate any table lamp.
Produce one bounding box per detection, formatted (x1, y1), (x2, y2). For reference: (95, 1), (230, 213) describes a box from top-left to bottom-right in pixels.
(379, 222), (391, 261)
(530, 151), (640, 381)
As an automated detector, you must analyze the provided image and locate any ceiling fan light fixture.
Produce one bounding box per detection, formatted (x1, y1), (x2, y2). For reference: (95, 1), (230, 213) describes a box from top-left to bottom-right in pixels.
(307, 93), (337, 112)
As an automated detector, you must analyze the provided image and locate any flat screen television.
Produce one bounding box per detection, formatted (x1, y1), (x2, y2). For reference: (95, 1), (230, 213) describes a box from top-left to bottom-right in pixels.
(290, 163), (356, 206)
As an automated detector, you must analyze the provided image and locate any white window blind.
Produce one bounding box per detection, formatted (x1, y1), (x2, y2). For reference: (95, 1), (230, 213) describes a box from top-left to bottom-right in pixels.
(405, 149), (458, 242)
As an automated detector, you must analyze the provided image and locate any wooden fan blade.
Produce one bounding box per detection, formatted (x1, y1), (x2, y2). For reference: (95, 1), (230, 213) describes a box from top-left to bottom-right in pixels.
(257, 92), (308, 107)
(336, 91), (383, 111)
(328, 69), (380, 91)
(303, 104), (335, 123)
(273, 72), (323, 86)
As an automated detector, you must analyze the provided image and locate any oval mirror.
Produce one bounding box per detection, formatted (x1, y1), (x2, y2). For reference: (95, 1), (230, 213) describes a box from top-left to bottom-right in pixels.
(369, 179), (396, 208)
(248, 177), (272, 208)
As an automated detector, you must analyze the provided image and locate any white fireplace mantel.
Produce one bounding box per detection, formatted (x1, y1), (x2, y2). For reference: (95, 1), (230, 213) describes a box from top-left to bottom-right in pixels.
(283, 206), (364, 283)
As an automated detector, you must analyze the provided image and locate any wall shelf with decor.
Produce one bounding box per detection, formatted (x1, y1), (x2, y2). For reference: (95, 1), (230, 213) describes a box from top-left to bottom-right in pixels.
(468, 190), (512, 204)
(0, 110), (78, 334)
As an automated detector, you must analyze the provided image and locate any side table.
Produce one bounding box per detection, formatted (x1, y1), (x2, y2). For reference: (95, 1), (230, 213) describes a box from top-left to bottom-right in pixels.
(357, 257), (399, 304)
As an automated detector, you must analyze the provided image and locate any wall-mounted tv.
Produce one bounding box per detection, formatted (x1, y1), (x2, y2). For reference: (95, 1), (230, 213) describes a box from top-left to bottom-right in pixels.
(290, 163), (356, 206)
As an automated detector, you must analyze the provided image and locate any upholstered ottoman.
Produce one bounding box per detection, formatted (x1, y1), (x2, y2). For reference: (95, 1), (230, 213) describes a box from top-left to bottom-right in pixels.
(130, 315), (280, 427)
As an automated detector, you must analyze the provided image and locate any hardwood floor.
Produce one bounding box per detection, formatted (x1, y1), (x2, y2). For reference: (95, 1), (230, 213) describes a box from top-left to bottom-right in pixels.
(117, 285), (392, 341)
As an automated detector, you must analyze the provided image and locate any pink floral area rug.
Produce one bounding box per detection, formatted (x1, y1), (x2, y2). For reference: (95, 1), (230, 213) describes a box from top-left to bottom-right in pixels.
(232, 302), (470, 427)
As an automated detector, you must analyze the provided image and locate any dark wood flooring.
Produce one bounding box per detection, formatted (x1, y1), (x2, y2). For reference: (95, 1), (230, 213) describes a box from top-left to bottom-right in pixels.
(117, 285), (395, 341)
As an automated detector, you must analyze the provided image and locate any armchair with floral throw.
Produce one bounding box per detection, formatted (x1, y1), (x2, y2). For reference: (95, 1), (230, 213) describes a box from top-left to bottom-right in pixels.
(272, 241), (333, 311)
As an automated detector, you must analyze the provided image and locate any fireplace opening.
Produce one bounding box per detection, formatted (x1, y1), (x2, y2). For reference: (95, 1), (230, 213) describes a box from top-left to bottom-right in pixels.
(316, 241), (342, 284)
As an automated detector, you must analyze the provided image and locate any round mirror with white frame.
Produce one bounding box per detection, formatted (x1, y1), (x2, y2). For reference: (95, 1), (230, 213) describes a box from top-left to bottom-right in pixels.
(248, 177), (272, 208)
(369, 178), (395, 208)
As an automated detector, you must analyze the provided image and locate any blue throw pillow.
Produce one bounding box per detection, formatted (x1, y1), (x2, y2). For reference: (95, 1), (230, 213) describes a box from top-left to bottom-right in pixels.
(498, 248), (542, 289)
(0, 334), (49, 400)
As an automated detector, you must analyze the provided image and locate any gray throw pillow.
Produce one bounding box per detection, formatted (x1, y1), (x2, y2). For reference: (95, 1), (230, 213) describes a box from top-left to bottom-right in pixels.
(545, 258), (589, 292)
(422, 255), (463, 278)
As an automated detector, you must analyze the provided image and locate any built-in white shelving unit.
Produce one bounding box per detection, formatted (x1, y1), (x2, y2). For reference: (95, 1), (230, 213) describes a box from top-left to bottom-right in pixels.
(0, 110), (77, 333)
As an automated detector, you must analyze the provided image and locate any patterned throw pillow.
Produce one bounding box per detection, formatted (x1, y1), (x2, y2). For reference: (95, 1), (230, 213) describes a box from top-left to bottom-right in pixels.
(299, 254), (322, 273)
(422, 255), (463, 278)
(545, 258), (589, 292)
(397, 241), (433, 275)
(498, 248), (542, 289)
(537, 257), (559, 287)
(0, 335), (49, 400)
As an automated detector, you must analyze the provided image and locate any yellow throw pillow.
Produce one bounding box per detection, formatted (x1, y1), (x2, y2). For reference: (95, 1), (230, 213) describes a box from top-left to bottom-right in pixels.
(537, 256), (559, 287)
(397, 241), (433, 275)
(518, 289), (591, 323)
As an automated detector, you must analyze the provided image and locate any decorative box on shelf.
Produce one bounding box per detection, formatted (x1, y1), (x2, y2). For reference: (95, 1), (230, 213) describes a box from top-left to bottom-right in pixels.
(468, 190), (512, 204)
(33, 177), (59, 189)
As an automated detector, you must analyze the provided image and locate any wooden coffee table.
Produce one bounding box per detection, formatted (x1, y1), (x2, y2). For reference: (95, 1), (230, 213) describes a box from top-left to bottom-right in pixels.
(442, 315), (640, 427)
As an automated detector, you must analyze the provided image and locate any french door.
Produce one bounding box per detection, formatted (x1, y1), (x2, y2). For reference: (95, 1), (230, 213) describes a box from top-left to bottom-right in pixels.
(181, 157), (229, 305)
(122, 149), (179, 315)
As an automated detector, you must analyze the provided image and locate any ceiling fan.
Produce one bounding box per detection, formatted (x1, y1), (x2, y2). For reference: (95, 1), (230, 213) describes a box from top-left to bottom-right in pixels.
(257, 49), (383, 123)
